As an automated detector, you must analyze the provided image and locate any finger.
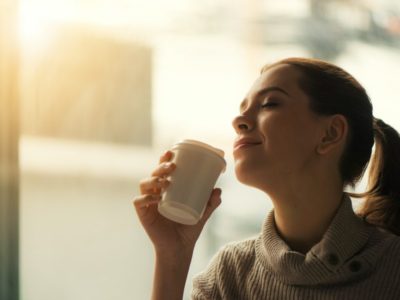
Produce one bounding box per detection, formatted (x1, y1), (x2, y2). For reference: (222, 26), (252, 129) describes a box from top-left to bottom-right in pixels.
(139, 176), (170, 195)
(151, 161), (176, 177)
(159, 150), (174, 164)
(133, 194), (162, 211)
(199, 188), (222, 225)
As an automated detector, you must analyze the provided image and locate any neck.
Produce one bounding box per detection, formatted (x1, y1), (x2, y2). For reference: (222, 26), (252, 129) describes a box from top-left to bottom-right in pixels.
(267, 174), (344, 254)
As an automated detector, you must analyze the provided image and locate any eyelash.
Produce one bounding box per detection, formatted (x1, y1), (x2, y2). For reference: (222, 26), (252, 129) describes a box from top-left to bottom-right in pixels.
(261, 102), (278, 108)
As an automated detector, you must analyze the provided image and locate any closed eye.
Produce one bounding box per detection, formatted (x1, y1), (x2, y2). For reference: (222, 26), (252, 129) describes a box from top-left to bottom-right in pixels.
(261, 102), (278, 108)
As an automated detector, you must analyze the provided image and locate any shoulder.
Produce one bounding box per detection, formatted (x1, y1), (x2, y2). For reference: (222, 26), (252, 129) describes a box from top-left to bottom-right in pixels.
(191, 237), (258, 300)
(379, 229), (400, 260)
(372, 226), (400, 252)
(368, 226), (400, 274)
(217, 237), (258, 264)
(366, 228), (400, 293)
(196, 236), (258, 277)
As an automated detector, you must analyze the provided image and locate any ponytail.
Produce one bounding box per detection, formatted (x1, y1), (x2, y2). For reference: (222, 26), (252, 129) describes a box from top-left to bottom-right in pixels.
(348, 118), (400, 235)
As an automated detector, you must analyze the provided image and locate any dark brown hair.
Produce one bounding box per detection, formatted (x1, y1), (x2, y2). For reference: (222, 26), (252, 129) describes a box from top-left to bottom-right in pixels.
(261, 57), (400, 235)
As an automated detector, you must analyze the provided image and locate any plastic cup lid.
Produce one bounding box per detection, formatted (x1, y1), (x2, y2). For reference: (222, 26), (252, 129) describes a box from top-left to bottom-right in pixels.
(175, 139), (225, 158)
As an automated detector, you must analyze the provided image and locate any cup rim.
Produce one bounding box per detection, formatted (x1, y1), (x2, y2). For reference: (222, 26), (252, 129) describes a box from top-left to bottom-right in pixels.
(172, 139), (226, 172)
(174, 139), (225, 158)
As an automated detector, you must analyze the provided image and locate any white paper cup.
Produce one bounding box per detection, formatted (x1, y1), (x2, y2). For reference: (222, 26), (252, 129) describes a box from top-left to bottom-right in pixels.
(158, 139), (226, 225)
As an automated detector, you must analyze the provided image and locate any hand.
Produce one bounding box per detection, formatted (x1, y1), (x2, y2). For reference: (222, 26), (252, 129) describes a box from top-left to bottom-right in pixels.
(133, 150), (222, 256)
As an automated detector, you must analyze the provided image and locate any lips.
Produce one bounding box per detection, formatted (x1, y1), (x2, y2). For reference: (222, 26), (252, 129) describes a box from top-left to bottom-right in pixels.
(233, 137), (262, 151)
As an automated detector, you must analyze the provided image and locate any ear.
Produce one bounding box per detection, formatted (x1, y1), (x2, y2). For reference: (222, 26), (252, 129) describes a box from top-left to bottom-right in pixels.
(316, 114), (348, 155)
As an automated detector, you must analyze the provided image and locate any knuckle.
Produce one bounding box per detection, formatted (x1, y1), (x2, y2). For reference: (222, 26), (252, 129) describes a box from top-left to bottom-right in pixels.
(139, 178), (148, 186)
(133, 194), (143, 200)
(150, 169), (159, 176)
(144, 194), (154, 201)
(132, 195), (143, 205)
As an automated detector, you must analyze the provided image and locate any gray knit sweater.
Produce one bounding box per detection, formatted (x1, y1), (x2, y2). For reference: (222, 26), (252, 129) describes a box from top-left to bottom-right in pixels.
(192, 193), (400, 299)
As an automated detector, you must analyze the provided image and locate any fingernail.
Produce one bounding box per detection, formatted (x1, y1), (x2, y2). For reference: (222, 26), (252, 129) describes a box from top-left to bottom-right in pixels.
(164, 162), (172, 168)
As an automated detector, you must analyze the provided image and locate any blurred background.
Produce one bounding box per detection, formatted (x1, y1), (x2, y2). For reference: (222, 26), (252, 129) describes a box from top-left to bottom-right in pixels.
(3, 0), (400, 299)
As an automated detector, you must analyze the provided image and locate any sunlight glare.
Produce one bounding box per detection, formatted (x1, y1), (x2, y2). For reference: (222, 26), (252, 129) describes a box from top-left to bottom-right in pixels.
(18, 11), (51, 52)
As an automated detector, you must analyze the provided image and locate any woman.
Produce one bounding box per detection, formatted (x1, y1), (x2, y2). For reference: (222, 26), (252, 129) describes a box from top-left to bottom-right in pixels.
(133, 58), (400, 299)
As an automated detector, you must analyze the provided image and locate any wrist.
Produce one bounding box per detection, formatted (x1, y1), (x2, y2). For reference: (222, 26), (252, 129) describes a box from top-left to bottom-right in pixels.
(152, 248), (193, 300)
(155, 247), (194, 265)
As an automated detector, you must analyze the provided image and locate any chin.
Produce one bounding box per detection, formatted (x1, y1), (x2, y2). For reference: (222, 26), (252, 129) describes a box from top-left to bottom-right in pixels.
(234, 161), (260, 186)
(234, 159), (275, 190)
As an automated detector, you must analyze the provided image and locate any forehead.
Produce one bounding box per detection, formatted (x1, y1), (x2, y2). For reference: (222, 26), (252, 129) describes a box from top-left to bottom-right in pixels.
(239, 64), (308, 113)
(249, 64), (302, 96)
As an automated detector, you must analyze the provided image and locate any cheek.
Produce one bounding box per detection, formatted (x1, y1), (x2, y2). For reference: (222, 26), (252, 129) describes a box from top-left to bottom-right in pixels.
(262, 115), (316, 159)
(288, 123), (319, 167)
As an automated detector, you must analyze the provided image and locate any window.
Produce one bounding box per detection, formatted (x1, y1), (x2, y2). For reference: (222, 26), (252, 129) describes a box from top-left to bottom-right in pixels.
(16, 1), (400, 299)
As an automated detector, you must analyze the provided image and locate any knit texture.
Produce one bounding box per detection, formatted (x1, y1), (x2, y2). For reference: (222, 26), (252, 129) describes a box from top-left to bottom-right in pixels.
(192, 193), (400, 299)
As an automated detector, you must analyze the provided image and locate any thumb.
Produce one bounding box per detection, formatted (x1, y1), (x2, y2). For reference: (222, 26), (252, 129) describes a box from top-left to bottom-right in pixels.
(199, 188), (222, 225)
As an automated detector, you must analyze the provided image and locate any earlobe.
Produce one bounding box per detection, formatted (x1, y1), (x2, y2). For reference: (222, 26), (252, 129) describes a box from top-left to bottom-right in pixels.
(316, 115), (347, 155)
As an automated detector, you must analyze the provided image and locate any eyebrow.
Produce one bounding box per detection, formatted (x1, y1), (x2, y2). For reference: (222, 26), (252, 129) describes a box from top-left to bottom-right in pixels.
(240, 86), (290, 112)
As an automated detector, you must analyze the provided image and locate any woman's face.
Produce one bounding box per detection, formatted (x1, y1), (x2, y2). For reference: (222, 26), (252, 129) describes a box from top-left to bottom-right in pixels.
(232, 64), (326, 191)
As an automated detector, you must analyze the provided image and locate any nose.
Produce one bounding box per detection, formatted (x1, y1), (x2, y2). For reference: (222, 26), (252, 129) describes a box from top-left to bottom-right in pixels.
(232, 114), (254, 133)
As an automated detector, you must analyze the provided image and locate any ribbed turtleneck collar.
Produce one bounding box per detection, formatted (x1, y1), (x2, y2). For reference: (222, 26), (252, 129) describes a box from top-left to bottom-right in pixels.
(255, 193), (391, 286)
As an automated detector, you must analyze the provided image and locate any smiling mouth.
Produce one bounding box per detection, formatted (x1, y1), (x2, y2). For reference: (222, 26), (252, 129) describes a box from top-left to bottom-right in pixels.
(233, 143), (261, 152)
